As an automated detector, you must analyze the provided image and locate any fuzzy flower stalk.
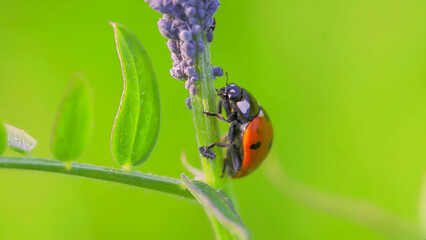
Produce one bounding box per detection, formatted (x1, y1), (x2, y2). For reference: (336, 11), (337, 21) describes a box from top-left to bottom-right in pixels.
(146, 0), (230, 187)
(146, 1), (237, 238)
(146, 0), (223, 95)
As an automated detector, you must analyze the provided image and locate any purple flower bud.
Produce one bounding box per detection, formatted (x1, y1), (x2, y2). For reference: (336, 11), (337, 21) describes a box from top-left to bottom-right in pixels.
(185, 67), (197, 76)
(184, 80), (192, 89)
(172, 4), (184, 18)
(158, 18), (177, 39)
(176, 67), (184, 76)
(180, 61), (188, 68)
(188, 17), (199, 26)
(172, 19), (190, 31)
(191, 25), (201, 35)
(187, 59), (195, 66)
(198, 9), (205, 19)
(170, 68), (184, 80)
(171, 53), (182, 62)
(182, 42), (196, 58)
(185, 96), (192, 109)
(188, 0), (199, 5)
(189, 85), (197, 95)
(167, 39), (180, 54)
(170, 66), (184, 78)
(203, 17), (213, 30)
(206, 30), (214, 42)
(185, 7), (196, 17)
(147, 0), (174, 14)
(207, 0), (220, 15)
(179, 30), (192, 42)
(212, 66), (223, 77)
(197, 40), (204, 52)
(190, 75), (200, 82)
(148, 0), (221, 94)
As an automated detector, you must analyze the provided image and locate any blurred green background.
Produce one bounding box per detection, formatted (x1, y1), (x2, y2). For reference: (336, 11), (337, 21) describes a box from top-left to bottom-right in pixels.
(1, 0), (426, 239)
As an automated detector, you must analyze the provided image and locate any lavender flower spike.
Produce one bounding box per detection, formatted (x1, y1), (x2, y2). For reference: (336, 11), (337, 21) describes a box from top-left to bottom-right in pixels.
(146, 0), (221, 95)
(212, 66), (223, 78)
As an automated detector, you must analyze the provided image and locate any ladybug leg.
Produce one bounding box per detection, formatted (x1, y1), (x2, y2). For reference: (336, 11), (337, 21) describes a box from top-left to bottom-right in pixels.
(227, 122), (239, 144)
(205, 142), (230, 151)
(202, 111), (226, 122)
(223, 112), (237, 122)
(199, 142), (230, 160)
(217, 99), (223, 115)
(220, 99), (232, 118)
(228, 144), (242, 173)
(204, 99), (234, 122)
(207, 142), (229, 149)
(220, 160), (227, 178)
(199, 147), (216, 159)
(202, 111), (237, 123)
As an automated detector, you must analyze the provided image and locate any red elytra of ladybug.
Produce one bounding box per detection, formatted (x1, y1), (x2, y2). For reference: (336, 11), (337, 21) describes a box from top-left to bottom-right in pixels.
(200, 74), (273, 178)
(235, 110), (273, 178)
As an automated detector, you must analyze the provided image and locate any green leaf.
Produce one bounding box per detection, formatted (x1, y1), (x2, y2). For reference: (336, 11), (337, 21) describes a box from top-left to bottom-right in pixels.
(0, 118), (6, 155)
(181, 174), (250, 240)
(4, 124), (38, 154)
(110, 22), (160, 168)
(51, 75), (94, 162)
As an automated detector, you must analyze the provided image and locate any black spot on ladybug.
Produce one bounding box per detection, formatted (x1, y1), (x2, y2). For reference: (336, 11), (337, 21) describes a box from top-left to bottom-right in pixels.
(268, 139), (273, 150)
(250, 141), (261, 150)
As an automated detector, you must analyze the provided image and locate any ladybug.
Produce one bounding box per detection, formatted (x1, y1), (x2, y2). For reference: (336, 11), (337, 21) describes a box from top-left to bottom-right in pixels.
(199, 73), (273, 178)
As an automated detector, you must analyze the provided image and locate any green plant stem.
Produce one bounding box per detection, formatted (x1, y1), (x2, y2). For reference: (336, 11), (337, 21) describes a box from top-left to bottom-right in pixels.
(191, 42), (226, 189)
(0, 156), (193, 199)
(191, 36), (237, 240)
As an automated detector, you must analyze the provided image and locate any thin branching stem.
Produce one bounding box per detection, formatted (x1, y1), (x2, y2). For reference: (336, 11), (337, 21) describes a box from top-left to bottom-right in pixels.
(0, 156), (193, 199)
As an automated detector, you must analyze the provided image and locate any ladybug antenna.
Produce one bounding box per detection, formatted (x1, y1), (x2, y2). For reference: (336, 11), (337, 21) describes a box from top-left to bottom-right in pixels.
(225, 72), (229, 86)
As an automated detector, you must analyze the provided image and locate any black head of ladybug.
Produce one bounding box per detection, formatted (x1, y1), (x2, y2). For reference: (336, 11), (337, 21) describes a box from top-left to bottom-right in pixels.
(216, 73), (243, 102)
(217, 84), (242, 102)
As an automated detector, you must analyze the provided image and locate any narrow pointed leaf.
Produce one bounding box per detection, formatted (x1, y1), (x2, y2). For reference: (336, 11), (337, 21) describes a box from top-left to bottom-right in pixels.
(181, 174), (250, 240)
(51, 75), (94, 162)
(5, 124), (37, 154)
(0, 118), (6, 155)
(110, 22), (160, 167)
